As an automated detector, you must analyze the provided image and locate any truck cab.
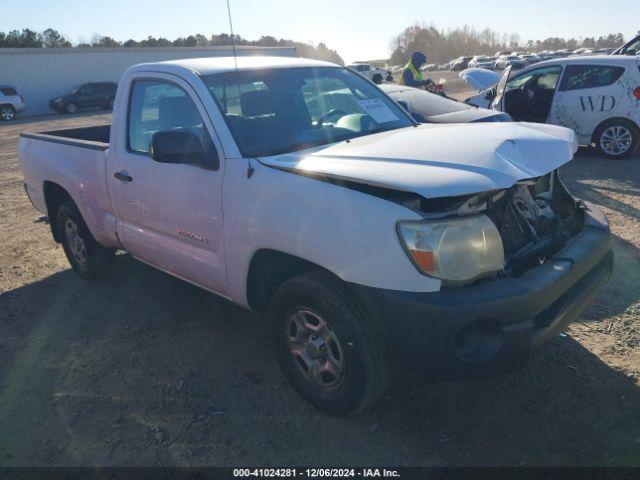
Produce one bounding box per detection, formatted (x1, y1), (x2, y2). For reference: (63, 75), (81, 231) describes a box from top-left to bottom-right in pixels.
(19, 56), (613, 415)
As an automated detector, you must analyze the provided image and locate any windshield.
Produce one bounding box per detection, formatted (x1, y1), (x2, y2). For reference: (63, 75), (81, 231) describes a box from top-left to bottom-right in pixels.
(393, 89), (470, 118)
(201, 67), (414, 157)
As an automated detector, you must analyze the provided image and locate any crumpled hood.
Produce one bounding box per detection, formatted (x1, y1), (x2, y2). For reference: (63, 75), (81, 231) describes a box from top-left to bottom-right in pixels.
(259, 123), (578, 199)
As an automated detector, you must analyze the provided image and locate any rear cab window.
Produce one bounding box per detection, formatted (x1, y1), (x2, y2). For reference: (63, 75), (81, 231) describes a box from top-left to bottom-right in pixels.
(559, 65), (626, 91)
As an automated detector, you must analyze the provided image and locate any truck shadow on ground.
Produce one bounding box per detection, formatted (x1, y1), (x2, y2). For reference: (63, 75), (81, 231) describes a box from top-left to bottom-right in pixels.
(0, 247), (639, 467)
(562, 147), (640, 219)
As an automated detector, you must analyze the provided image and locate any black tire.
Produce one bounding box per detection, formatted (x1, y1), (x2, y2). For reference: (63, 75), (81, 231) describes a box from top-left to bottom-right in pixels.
(65, 102), (78, 114)
(0, 104), (15, 121)
(269, 270), (391, 415)
(372, 73), (383, 85)
(594, 119), (639, 159)
(56, 201), (114, 280)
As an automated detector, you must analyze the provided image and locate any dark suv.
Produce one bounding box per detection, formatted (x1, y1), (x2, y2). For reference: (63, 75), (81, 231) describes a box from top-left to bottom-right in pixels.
(49, 82), (117, 114)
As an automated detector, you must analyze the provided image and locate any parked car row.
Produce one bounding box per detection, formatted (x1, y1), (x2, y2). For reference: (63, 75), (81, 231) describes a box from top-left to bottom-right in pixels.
(0, 81), (118, 121)
(438, 42), (636, 74)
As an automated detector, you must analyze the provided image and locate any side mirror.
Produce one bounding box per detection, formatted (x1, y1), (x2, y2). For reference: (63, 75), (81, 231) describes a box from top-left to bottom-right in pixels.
(150, 130), (218, 170)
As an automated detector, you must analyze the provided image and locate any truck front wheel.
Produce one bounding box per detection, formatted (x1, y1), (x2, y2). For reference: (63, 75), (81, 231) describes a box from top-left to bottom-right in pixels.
(269, 270), (391, 415)
(56, 201), (114, 280)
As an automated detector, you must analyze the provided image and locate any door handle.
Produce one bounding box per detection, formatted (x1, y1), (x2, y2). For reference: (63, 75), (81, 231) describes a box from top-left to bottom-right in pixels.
(114, 171), (133, 182)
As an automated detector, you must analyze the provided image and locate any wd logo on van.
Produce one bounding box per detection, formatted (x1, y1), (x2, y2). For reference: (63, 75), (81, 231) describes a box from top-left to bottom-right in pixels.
(579, 96), (616, 113)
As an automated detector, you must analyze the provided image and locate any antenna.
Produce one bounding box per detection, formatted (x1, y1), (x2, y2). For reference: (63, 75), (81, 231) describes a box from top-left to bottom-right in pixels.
(226, 0), (239, 72)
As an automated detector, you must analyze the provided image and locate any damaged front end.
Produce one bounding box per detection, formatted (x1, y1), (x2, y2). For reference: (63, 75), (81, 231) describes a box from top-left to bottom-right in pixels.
(486, 172), (585, 276)
(407, 170), (586, 282)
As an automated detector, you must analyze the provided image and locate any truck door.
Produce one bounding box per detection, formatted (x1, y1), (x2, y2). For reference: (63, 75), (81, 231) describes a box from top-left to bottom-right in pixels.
(109, 74), (228, 295)
(549, 63), (627, 144)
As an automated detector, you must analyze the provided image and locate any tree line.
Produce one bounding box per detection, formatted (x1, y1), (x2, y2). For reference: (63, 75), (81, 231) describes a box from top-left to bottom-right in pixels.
(0, 28), (344, 65)
(389, 24), (631, 65)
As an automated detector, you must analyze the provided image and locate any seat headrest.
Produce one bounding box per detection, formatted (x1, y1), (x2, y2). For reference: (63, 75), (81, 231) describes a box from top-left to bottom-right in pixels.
(240, 90), (276, 117)
(158, 96), (200, 130)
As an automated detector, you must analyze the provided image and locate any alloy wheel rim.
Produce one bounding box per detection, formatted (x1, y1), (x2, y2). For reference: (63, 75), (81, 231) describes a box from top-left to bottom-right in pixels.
(600, 125), (633, 156)
(0, 108), (14, 120)
(286, 308), (345, 391)
(67, 104), (77, 114)
(65, 219), (88, 265)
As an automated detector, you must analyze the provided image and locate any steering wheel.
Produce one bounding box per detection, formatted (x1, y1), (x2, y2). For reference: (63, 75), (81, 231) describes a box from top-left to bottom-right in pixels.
(315, 109), (347, 128)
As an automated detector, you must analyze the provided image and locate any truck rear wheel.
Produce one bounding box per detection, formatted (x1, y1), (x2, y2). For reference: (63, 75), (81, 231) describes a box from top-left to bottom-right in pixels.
(268, 270), (391, 415)
(56, 201), (114, 280)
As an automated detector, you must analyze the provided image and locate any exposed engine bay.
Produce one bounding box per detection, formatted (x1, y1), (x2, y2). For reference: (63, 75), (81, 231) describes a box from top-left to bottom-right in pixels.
(411, 170), (586, 278)
(485, 172), (585, 276)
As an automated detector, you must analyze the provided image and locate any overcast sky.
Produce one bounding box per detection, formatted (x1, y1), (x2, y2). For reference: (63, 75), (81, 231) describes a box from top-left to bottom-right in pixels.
(2, 0), (637, 63)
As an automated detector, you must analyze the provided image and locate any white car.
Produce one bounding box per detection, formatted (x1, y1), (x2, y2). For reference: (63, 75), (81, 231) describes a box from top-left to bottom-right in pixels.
(468, 56), (495, 69)
(519, 54), (541, 66)
(346, 62), (386, 84)
(462, 55), (640, 158)
(495, 55), (526, 70)
(0, 85), (26, 121)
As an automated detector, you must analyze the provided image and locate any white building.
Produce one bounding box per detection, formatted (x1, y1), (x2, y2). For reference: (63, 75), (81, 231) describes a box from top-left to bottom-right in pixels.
(0, 46), (296, 117)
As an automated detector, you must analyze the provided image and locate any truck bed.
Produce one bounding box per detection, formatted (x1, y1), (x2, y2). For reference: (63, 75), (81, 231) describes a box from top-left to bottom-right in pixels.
(20, 125), (110, 151)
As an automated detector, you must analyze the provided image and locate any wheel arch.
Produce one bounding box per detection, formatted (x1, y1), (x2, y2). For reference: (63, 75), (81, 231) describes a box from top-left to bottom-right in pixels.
(43, 181), (74, 242)
(591, 116), (640, 145)
(246, 249), (336, 313)
(0, 103), (16, 118)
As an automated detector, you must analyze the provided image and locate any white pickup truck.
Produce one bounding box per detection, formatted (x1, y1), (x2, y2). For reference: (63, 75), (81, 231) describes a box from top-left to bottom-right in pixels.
(19, 56), (613, 415)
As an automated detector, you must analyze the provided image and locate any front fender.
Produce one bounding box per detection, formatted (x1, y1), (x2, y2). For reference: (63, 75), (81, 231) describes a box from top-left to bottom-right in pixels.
(222, 160), (441, 308)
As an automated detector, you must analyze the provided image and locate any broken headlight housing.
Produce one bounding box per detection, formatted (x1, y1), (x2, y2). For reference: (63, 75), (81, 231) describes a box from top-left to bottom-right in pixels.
(397, 215), (505, 286)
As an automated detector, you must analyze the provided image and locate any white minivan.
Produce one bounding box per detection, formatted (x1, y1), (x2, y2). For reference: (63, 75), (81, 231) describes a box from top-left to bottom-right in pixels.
(462, 56), (640, 158)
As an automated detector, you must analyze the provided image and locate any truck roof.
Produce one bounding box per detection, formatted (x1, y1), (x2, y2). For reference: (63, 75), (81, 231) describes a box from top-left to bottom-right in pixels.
(129, 56), (337, 76)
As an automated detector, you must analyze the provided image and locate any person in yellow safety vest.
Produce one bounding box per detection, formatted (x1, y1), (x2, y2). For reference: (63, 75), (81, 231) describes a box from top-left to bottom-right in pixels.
(400, 51), (432, 88)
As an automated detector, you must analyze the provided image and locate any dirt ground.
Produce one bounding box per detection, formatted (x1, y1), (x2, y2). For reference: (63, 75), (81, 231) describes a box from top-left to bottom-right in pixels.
(0, 82), (639, 467)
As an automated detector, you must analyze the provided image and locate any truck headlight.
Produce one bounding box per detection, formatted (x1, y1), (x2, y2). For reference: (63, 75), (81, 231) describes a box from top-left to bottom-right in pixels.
(397, 215), (505, 285)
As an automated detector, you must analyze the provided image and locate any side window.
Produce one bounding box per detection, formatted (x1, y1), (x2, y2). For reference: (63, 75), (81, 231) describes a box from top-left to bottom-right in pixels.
(128, 79), (217, 168)
(78, 84), (94, 96)
(506, 66), (562, 93)
(560, 65), (626, 91)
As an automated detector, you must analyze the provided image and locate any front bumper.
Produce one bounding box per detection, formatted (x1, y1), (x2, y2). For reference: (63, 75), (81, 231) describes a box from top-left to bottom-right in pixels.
(347, 204), (613, 381)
